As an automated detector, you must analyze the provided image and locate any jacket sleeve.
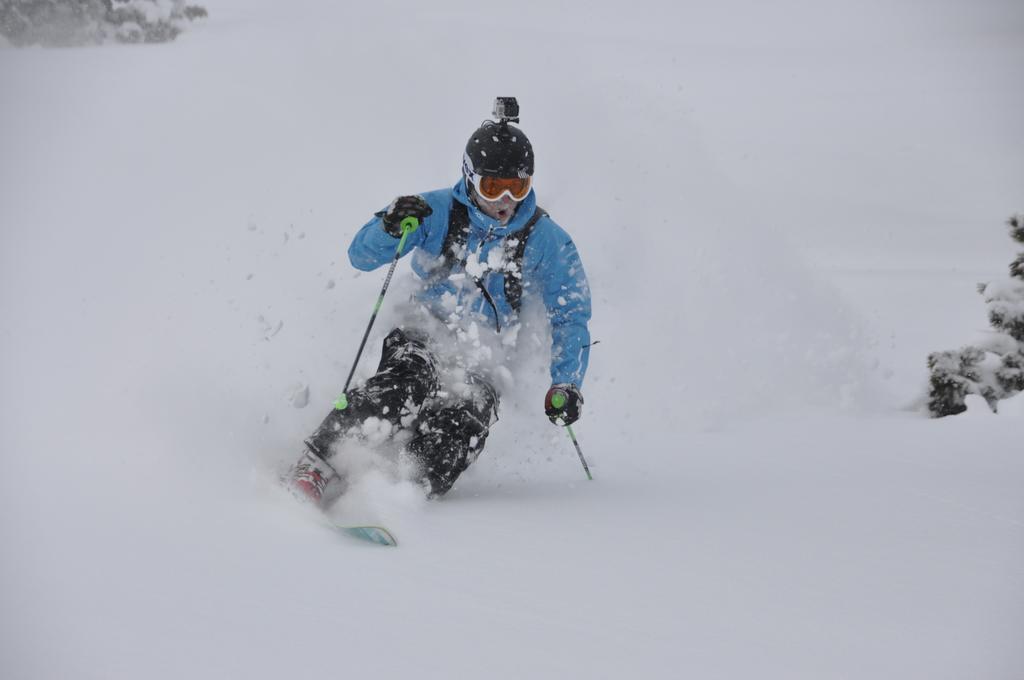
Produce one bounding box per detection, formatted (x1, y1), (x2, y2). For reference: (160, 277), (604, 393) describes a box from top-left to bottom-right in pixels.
(529, 221), (593, 388)
(347, 193), (443, 271)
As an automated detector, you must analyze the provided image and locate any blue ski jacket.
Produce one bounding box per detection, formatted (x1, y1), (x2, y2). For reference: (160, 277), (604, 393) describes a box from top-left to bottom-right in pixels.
(348, 179), (592, 388)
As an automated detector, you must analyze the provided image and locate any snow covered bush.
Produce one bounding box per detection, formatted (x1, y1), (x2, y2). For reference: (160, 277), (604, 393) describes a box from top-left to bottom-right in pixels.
(0, 0), (206, 47)
(927, 214), (1024, 416)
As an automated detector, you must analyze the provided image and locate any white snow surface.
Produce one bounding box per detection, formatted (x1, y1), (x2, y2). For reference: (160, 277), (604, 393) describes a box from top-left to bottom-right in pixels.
(2, 1), (1023, 678)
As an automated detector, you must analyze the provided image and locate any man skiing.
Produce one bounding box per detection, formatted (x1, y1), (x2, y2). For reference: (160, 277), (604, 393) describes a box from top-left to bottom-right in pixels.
(288, 98), (592, 504)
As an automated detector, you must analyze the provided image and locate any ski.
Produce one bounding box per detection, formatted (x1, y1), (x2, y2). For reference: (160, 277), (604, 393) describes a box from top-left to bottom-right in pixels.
(335, 524), (398, 547)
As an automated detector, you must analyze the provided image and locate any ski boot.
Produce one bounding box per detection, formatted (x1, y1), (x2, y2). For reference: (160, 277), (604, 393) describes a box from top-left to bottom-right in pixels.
(287, 448), (338, 506)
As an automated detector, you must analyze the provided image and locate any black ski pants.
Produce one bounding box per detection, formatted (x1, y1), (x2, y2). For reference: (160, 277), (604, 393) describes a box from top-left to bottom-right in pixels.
(305, 328), (499, 497)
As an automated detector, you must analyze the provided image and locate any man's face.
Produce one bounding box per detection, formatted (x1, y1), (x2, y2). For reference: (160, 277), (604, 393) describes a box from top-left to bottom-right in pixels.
(471, 188), (519, 225)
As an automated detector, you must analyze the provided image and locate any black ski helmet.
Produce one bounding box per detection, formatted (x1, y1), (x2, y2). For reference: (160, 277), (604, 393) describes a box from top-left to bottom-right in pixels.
(463, 120), (534, 179)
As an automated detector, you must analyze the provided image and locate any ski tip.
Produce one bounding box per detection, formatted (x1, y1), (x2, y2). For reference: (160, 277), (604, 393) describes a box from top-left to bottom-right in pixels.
(337, 525), (398, 547)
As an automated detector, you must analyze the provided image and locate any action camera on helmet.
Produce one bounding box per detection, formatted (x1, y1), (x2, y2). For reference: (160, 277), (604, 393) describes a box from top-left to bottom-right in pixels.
(492, 97), (520, 123)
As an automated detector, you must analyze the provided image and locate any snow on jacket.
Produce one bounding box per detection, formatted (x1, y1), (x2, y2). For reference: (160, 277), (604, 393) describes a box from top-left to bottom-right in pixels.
(348, 179), (592, 388)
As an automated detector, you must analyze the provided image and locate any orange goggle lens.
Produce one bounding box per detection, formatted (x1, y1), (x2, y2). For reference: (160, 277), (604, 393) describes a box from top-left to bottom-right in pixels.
(474, 174), (532, 202)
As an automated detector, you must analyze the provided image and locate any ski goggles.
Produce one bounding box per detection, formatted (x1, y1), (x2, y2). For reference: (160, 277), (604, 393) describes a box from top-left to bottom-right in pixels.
(467, 172), (532, 202)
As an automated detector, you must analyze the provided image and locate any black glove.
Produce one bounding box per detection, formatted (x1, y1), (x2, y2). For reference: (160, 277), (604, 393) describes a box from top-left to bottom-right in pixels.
(544, 384), (583, 425)
(379, 195), (432, 237)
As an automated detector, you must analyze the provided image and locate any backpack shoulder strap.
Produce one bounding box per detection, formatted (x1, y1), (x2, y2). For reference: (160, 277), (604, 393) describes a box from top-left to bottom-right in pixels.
(444, 199), (471, 263)
(504, 206), (547, 313)
(426, 199), (470, 284)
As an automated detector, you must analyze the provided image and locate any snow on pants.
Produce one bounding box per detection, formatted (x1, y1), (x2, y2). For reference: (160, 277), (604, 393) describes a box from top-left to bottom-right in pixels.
(304, 328), (499, 497)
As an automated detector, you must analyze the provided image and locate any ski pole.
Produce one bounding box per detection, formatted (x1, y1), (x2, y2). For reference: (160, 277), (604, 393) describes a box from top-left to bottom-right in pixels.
(564, 423), (592, 481)
(333, 217), (419, 410)
(550, 390), (593, 480)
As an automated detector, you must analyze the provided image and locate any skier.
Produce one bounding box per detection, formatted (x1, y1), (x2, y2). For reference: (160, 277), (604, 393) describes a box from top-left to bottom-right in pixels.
(288, 98), (592, 504)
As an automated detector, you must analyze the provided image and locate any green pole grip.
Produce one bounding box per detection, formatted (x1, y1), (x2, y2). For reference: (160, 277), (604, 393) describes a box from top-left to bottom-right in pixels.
(551, 390), (568, 410)
(395, 217), (419, 255)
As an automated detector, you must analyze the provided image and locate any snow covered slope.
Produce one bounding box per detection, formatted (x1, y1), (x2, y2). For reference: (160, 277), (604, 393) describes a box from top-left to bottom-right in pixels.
(1, 1), (1022, 678)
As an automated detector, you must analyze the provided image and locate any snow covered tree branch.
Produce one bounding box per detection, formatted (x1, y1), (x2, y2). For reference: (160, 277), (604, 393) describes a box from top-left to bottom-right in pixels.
(927, 214), (1024, 416)
(0, 0), (207, 47)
